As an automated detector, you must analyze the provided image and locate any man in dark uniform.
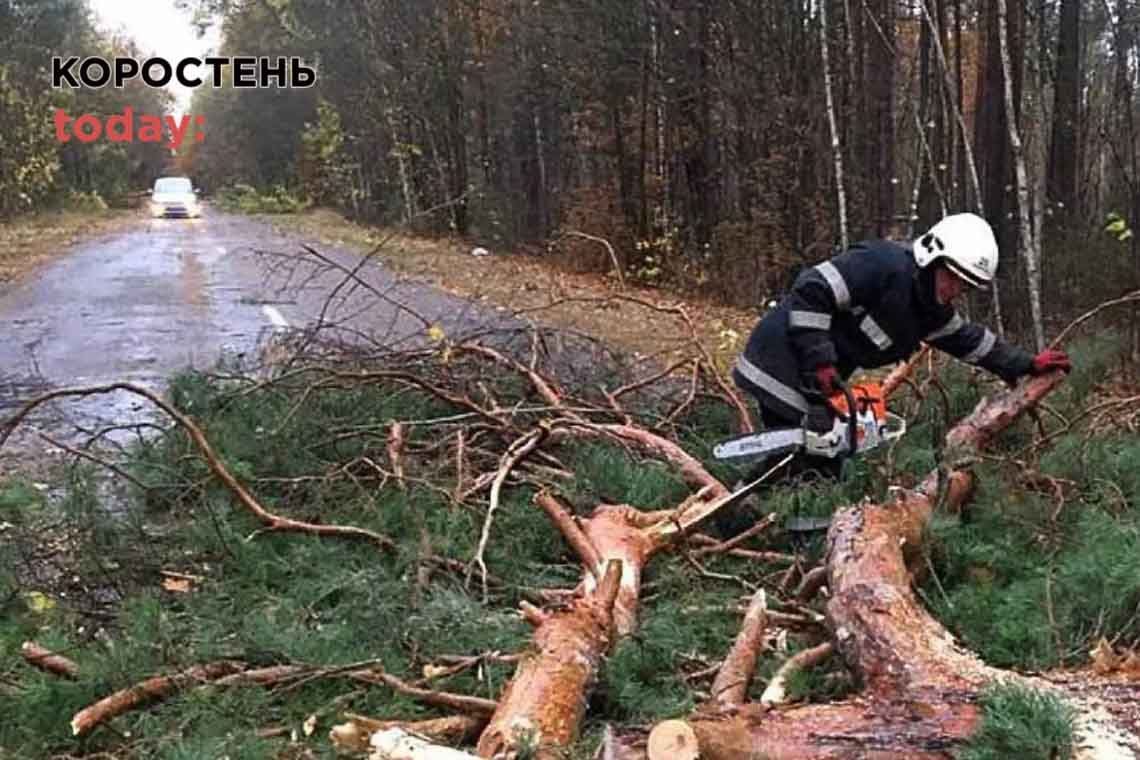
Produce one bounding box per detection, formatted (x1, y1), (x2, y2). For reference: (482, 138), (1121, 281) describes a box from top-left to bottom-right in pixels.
(733, 213), (1071, 474)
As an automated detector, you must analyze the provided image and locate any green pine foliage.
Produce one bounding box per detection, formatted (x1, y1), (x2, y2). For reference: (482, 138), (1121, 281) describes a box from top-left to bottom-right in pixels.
(213, 183), (308, 214)
(919, 333), (1140, 670)
(958, 683), (1075, 760)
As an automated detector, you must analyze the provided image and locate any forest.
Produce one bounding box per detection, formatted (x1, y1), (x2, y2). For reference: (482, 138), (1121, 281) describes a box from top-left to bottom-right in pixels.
(175, 0), (1133, 346)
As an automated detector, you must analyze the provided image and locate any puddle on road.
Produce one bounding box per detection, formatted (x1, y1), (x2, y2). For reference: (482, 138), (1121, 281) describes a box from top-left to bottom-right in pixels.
(0, 371), (166, 478)
(179, 249), (208, 310)
(0, 371), (51, 414)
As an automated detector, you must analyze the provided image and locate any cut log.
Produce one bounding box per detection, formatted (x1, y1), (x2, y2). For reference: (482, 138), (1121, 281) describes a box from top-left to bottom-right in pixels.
(629, 700), (979, 760)
(646, 720), (699, 760)
(475, 560), (623, 760)
(707, 589), (767, 707)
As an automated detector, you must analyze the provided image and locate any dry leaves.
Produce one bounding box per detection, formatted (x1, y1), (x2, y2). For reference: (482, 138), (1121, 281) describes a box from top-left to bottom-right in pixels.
(25, 591), (56, 614)
(1090, 637), (1140, 677)
(161, 577), (192, 593)
(159, 571), (201, 593)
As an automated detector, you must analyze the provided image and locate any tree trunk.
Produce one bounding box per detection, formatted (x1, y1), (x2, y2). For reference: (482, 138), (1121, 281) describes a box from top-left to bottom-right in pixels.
(997, 0), (1045, 350)
(385, 102), (416, 226)
(976, 0), (1024, 337)
(444, 0), (469, 235)
(866, 0), (896, 236)
(1048, 0), (1080, 220)
(820, 0), (849, 250)
(920, 0), (984, 217)
(472, 0), (495, 190)
(920, 0), (1002, 332)
(533, 108), (548, 234)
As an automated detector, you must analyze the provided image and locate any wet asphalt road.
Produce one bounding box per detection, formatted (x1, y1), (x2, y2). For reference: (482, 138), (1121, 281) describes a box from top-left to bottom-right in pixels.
(0, 208), (510, 462)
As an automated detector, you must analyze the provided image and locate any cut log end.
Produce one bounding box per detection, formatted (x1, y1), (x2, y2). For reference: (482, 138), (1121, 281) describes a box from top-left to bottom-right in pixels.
(330, 720), (371, 753)
(647, 720), (699, 760)
(370, 727), (482, 760)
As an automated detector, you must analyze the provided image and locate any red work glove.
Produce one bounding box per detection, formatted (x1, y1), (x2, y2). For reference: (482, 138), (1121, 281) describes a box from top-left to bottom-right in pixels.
(1031, 349), (1072, 375)
(815, 364), (841, 395)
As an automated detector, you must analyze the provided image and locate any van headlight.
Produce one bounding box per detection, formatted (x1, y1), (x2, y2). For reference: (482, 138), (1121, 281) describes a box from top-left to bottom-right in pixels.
(149, 201), (163, 217)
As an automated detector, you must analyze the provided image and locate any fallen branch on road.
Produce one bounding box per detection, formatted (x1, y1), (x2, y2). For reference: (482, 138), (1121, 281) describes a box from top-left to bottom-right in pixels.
(1, 382), (397, 550)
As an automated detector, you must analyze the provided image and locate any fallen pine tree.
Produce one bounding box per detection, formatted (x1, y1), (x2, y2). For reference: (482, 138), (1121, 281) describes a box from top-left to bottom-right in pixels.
(5, 310), (1140, 758)
(335, 369), (1140, 759)
(619, 373), (1140, 760)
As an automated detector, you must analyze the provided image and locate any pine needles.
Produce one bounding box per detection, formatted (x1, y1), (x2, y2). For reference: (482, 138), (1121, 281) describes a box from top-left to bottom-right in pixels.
(958, 683), (1075, 760)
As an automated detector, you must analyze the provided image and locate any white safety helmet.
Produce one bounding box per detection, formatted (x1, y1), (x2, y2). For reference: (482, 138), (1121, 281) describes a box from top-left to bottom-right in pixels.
(913, 213), (999, 287)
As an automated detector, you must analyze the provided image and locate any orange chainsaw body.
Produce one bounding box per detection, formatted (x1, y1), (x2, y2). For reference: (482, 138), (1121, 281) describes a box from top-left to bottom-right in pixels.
(827, 382), (889, 451)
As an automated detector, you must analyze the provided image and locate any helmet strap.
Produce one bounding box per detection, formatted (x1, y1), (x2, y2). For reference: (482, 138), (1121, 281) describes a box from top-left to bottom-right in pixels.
(941, 257), (985, 288)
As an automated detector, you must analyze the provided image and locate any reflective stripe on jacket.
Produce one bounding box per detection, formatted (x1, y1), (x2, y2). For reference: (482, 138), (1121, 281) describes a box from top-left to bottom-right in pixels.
(734, 239), (1034, 421)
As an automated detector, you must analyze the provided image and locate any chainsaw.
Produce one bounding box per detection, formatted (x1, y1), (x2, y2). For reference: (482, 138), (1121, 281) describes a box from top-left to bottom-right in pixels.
(713, 381), (907, 464)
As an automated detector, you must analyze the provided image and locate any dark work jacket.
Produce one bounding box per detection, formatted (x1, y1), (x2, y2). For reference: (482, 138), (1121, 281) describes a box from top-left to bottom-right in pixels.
(733, 239), (1034, 422)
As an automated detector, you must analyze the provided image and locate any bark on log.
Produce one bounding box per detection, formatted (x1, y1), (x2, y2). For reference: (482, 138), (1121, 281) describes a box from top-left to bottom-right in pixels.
(475, 560), (623, 760)
(708, 589), (767, 707)
(579, 505), (662, 636)
(640, 700), (978, 760)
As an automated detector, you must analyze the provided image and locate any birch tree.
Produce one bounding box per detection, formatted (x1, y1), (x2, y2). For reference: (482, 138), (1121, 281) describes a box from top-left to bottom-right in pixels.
(820, 0), (848, 250)
(997, 0), (1045, 350)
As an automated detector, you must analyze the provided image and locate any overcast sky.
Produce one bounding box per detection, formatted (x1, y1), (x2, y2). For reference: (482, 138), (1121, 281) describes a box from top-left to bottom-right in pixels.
(89, 0), (220, 112)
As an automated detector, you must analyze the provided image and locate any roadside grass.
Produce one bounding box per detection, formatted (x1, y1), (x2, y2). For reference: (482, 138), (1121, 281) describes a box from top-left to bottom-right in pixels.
(0, 208), (135, 288)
